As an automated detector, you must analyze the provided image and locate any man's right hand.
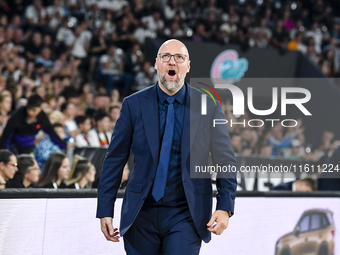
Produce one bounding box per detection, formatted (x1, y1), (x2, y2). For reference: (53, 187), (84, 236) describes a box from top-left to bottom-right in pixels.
(100, 217), (120, 242)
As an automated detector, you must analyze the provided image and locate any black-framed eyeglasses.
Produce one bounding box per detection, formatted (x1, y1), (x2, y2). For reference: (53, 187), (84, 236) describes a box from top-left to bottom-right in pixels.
(7, 162), (18, 167)
(158, 53), (187, 63)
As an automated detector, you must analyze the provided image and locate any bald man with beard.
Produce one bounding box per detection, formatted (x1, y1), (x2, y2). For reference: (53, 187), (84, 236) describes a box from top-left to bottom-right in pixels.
(97, 39), (237, 255)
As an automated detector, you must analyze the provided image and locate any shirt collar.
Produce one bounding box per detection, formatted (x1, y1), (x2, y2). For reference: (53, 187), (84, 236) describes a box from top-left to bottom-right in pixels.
(157, 82), (186, 105)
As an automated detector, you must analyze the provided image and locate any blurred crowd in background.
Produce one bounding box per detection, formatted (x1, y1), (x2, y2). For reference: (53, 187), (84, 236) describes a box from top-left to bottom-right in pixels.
(0, 0), (339, 190)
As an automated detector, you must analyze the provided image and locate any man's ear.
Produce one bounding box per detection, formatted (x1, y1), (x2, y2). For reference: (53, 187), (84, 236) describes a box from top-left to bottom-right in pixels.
(154, 58), (157, 70)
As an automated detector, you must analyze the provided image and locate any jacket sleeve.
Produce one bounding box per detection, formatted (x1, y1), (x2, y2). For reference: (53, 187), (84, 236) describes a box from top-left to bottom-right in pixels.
(41, 112), (67, 149)
(210, 101), (237, 216)
(96, 98), (133, 218)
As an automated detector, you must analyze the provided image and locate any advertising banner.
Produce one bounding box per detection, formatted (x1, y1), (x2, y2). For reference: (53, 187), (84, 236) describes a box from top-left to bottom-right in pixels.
(0, 196), (339, 255)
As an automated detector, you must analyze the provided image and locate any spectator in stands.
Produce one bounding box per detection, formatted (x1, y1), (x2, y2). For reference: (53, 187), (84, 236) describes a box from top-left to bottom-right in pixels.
(192, 23), (210, 42)
(8, 15), (22, 30)
(70, 23), (92, 64)
(11, 28), (25, 54)
(306, 44), (320, 66)
(260, 145), (273, 157)
(46, 0), (65, 32)
(164, 0), (186, 21)
(75, 115), (92, 147)
(231, 134), (242, 154)
(287, 32), (307, 54)
(134, 61), (157, 91)
(99, 45), (133, 95)
(103, 11), (116, 36)
(87, 3), (105, 32)
(24, 0), (47, 33)
(0, 94), (66, 154)
(300, 9), (311, 29)
(53, 52), (68, 76)
(37, 151), (70, 189)
(0, 149), (17, 189)
(85, 93), (110, 117)
(0, 76), (6, 93)
(110, 89), (121, 105)
(43, 34), (54, 52)
(6, 154), (40, 188)
(163, 21), (185, 39)
(89, 29), (107, 78)
(48, 110), (64, 125)
(34, 47), (53, 67)
(61, 101), (79, 138)
(13, 58), (27, 82)
(108, 105), (121, 130)
(140, 11), (164, 34)
(56, 18), (75, 50)
(272, 20), (289, 51)
(271, 177), (317, 191)
(124, 43), (144, 75)
(306, 22), (323, 52)
(87, 109), (112, 147)
(315, 131), (334, 157)
(0, 90), (12, 127)
(78, 81), (91, 101)
(329, 22), (340, 40)
(115, 15), (138, 51)
(311, 0), (332, 26)
(267, 124), (301, 156)
(24, 32), (43, 61)
(40, 71), (53, 93)
(34, 123), (74, 169)
(283, 10), (295, 31)
(65, 155), (96, 189)
(288, 139), (305, 160)
(66, 0), (88, 21)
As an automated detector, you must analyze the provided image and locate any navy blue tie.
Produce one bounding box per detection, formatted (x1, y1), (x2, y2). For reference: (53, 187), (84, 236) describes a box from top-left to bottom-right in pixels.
(152, 97), (175, 202)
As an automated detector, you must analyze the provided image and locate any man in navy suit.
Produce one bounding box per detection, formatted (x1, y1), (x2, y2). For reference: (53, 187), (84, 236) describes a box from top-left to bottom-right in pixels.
(96, 39), (237, 254)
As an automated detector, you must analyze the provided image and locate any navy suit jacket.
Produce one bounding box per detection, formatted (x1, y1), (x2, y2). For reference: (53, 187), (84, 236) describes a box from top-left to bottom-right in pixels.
(96, 83), (237, 243)
(318, 146), (340, 191)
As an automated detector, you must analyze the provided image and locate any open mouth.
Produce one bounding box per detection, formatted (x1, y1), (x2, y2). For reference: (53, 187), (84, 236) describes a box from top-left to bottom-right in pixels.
(168, 70), (176, 77)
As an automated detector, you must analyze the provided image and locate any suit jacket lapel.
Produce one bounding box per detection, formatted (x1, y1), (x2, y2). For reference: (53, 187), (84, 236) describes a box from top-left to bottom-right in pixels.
(182, 84), (201, 166)
(140, 84), (160, 165)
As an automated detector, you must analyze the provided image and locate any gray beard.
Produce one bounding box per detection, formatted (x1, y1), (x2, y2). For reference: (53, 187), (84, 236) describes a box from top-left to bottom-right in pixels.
(160, 75), (182, 92)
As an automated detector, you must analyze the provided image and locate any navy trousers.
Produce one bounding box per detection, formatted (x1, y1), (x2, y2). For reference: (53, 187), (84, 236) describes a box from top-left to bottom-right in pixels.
(123, 203), (202, 255)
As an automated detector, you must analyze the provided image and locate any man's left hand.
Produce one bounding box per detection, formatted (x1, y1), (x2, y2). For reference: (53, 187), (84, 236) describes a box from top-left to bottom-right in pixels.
(206, 210), (230, 235)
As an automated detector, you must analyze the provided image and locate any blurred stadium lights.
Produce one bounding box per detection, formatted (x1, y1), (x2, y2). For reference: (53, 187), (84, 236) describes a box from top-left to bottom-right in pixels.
(291, 2), (297, 10)
(185, 27), (193, 37)
(256, 0), (263, 6)
(68, 17), (77, 28)
(274, 1), (281, 9)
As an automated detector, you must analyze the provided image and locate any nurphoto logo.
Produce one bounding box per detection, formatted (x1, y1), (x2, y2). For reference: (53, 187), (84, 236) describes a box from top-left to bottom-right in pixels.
(199, 83), (312, 128)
